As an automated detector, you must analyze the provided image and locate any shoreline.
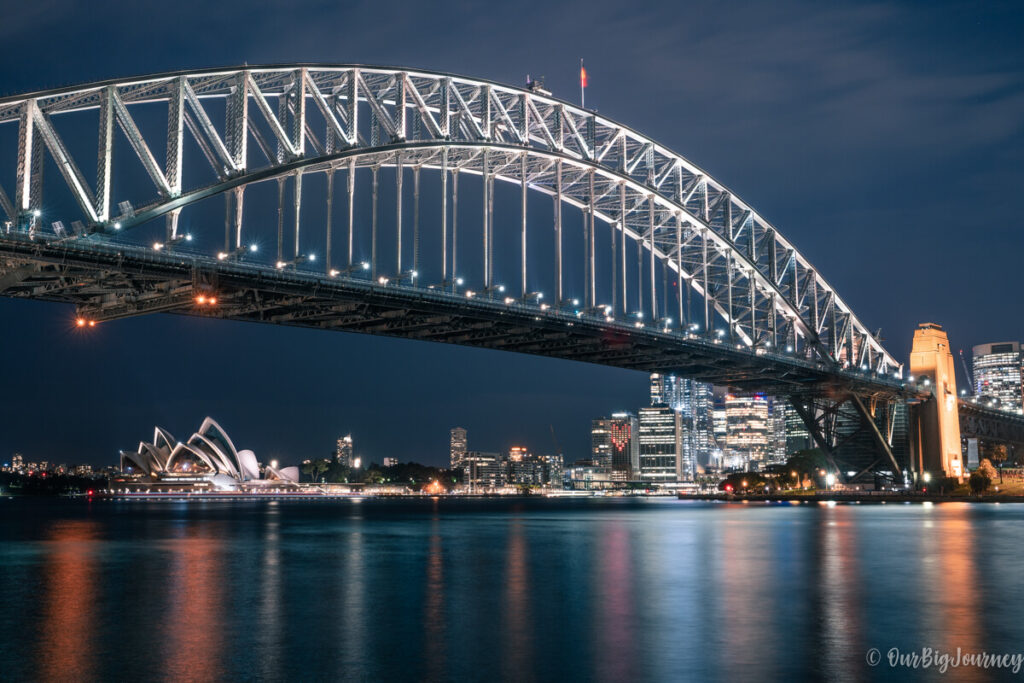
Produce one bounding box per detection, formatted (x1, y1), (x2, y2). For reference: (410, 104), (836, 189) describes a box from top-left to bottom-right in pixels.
(683, 491), (1024, 503)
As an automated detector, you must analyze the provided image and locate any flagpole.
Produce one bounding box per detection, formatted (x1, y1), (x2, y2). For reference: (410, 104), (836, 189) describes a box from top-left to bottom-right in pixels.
(580, 58), (585, 109)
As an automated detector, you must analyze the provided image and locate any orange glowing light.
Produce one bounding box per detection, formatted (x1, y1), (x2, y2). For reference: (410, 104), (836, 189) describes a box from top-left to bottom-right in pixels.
(208, 297), (217, 305)
(87, 320), (96, 327)
(76, 318), (86, 327)
(196, 295), (206, 304)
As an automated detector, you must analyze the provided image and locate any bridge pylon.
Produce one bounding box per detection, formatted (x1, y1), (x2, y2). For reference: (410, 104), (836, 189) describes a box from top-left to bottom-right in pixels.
(909, 323), (963, 482)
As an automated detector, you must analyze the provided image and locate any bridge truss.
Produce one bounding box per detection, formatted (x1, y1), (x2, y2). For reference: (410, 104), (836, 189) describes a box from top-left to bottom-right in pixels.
(0, 65), (911, 481)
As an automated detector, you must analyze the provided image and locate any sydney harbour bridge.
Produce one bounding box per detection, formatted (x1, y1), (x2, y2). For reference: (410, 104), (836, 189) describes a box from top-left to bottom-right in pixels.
(0, 64), (1020, 483)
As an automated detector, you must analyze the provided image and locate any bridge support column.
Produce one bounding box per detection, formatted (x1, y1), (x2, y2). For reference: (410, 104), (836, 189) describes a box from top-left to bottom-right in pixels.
(909, 323), (964, 482)
(791, 393), (905, 486)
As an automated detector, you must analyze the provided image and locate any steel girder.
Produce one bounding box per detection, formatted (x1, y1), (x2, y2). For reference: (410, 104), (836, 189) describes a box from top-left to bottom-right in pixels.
(0, 232), (909, 399)
(0, 64), (899, 380)
(791, 393), (905, 485)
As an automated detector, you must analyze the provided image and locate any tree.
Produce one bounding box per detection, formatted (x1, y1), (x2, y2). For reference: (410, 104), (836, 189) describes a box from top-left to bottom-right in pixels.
(978, 458), (998, 482)
(969, 471), (991, 495)
(301, 459), (330, 483)
(988, 446), (1007, 483)
(718, 472), (771, 493)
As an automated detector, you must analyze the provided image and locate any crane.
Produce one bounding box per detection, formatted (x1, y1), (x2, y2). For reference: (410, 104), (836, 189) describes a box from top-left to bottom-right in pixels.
(959, 349), (974, 396)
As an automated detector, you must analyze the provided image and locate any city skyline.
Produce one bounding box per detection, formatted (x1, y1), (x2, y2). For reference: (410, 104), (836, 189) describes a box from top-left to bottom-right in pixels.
(0, 1), (1021, 468)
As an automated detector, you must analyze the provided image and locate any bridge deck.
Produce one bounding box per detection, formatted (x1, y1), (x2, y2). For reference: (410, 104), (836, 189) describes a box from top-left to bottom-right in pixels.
(0, 233), (906, 398)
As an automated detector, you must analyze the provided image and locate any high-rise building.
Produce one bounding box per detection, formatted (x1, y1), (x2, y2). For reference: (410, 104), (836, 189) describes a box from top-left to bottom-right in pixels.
(591, 419), (612, 468)
(973, 342), (1024, 413)
(638, 405), (688, 483)
(462, 451), (505, 490)
(509, 446), (528, 462)
(725, 394), (770, 464)
(783, 401), (812, 454)
(335, 435), (354, 466)
(11, 453), (23, 471)
(593, 413), (639, 475)
(713, 397), (728, 446)
(538, 454), (564, 488)
(650, 373), (666, 406)
(650, 373), (715, 467)
(450, 427), (468, 469)
(768, 398), (788, 462)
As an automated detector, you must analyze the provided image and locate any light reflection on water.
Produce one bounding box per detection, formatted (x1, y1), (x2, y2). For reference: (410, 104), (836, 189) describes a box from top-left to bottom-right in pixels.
(3, 498), (1023, 682)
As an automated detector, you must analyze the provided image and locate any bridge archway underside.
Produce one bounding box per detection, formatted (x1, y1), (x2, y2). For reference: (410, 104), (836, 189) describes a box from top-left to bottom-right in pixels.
(0, 65), (899, 380)
(0, 234), (903, 398)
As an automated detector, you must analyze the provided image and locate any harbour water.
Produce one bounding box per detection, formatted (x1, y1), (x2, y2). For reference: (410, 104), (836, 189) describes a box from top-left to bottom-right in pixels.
(1, 497), (1022, 682)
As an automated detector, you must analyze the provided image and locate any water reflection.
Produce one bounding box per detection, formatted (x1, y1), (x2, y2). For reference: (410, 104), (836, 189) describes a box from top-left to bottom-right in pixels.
(423, 503), (446, 680)
(594, 522), (637, 682)
(817, 504), (865, 679)
(257, 503), (282, 680)
(6, 498), (1023, 682)
(502, 519), (532, 679)
(339, 503), (366, 677)
(37, 520), (98, 682)
(717, 507), (777, 676)
(918, 504), (983, 669)
(161, 524), (225, 682)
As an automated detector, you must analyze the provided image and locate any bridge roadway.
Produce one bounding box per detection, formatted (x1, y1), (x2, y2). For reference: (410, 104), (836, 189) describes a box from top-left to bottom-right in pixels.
(0, 229), (908, 399)
(958, 400), (1024, 451)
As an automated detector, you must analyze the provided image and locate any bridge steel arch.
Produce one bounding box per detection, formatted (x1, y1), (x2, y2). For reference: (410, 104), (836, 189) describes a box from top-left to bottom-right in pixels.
(0, 64), (899, 375)
(0, 65), (912, 481)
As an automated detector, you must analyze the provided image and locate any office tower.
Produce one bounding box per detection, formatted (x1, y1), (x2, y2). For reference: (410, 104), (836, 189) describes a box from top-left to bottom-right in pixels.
(336, 435), (354, 466)
(638, 405), (685, 483)
(768, 398), (788, 462)
(539, 454), (564, 488)
(973, 342), (1024, 413)
(591, 419), (612, 468)
(783, 401), (812, 454)
(725, 394), (770, 464)
(650, 373), (665, 405)
(11, 453), (23, 471)
(450, 427), (468, 469)
(713, 397), (728, 446)
(650, 372), (686, 411)
(462, 451), (505, 490)
(509, 446), (528, 462)
(594, 413), (639, 475)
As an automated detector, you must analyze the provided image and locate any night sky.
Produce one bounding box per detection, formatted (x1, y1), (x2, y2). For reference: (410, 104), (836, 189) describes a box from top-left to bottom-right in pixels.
(1, 0), (1021, 467)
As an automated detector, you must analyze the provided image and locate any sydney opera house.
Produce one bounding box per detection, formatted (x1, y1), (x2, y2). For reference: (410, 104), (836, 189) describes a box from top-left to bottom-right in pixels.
(119, 417), (299, 491)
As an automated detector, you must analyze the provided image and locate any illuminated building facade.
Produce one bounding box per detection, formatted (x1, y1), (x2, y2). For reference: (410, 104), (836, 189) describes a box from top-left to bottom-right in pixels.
(783, 401), (812, 454)
(725, 394), (770, 464)
(593, 413), (639, 476)
(462, 451), (505, 490)
(591, 419), (611, 468)
(335, 434), (353, 466)
(118, 417), (299, 490)
(638, 405), (687, 483)
(538, 454), (564, 487)
(650, 373), (715, 467)
(450, 427), (468, 469)
(973, 342), (1024, 413)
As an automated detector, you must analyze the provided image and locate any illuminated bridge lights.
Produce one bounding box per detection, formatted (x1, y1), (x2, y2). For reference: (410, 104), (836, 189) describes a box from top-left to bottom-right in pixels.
(0, 64), (918, 483)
